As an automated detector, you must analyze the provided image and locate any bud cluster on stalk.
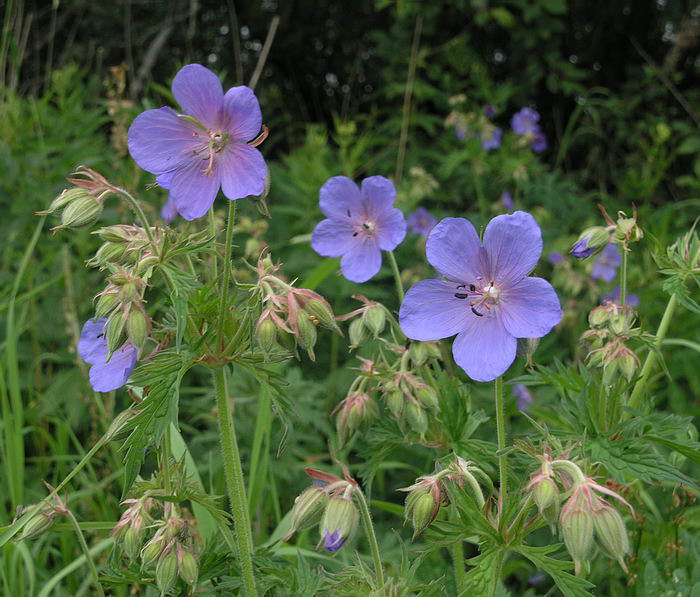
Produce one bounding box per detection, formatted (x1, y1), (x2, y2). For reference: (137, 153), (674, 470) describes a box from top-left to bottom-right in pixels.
(89, 224), (161, 274)
(526, 453), (635, 576)
(252, 255), (342, 360)
(15, 487), (69, 542)
(400, 456), (487, 539)
(581, 301), (641, 382)
(284, 468), (363, 553)
(381, 370), (439, 437)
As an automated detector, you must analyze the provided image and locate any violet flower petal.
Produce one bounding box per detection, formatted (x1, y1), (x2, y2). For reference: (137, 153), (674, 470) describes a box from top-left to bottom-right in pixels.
(500, 277), (562, 338)
(426, 218), (484, 283)
(319, 176), (363, 219)
(311, 218), (356, 258)
(361, 176), (396, 217)
(482, 211), (542, 287)
(127, 107), (201, 174)
(452, 315), (517, 382)
(375, 207), (407, 250)
(171, 64), (224, 127)
(399, 279), (473, 341)
(169, 159), (222, 221)
(89, 343), (138, 392)
(222, 85), (263, 141)
(78, 318), (109, 365)
(340, 240), (381, 283)
(219, 142), (267, 200)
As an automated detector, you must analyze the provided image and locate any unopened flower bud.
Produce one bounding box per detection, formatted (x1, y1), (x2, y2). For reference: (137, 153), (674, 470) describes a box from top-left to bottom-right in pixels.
(43, 188), (89, 215)
(362, 305), (386, 336)
(570, 227), (611, 259)
(593, 504), (629, 571)
(320, 496), (359, 552)
(588, 305), (609, 328)
(106, 312), (127, 353)
(178, 545), (199, 586)
(57, 195), (103, 229)
(123, 526), (143, 561)
(386, 391), (404, 419)
(405, 488), (440, 539)
(561, 496), (595, 575)
(288, 487), (328, 536)
(304, 299), (342, 335)
(155, 546), (178, 593)
(141, 534), (166, 568)
(18, 510), (55, 541)
(531, 478), (559, 520)
(256, 317), (278, 353)
(93, 242), (126, 266)
(408, 341), (430, 366)
(348, 318), (369, 349)
(336, 392), (376, 440)
(95, 292), (119, 319)
(94, 225), (133, 243)
(295, 310), (317, 360)
(614, 216), (643, 244)
(415, 385), (438, 410)
(405, 400), (428, 436)
(617, 346), (639, 382)
(126, 309), (148, 352)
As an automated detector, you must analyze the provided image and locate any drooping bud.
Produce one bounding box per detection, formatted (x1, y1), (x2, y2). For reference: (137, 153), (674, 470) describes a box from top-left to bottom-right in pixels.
(92, 242), (127, 266)
(335, 391), (377, 441)
(141, 533), (167, 568)
(320, 496), (359, 552)
(570, 226), (611, 259)
(348, 318), (369, 349)
(126, 309), (148, 352)
(295, 310), (318, 360)
(56, 195), (103, 230)
(362, 304), (386, 336)
(405, 487), (440, 540)
(405, 399), (428, 436)
(177, 544), (199, 586)
(106, 312), (127, 353)
(18, 509), (55, 541)
(593, 503), (630, 572)
(531, 477), (559, 523)
(303, 298), (342, 335)
(408, 341), (430, 366)
(415, 384), (439, 410)
(386, 390), (404, 419)
(286, 487), (329, 538)
(155, 545), (179, 593)
(123, 526), (143, 561)
(38, 187), (90, 215)
(560, 493), (595, 575)
(95, 291), (120, 319)
(256, 317), (278, 353)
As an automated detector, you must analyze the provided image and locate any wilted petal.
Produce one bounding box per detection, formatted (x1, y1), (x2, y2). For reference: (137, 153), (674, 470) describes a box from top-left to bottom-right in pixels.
(426, 218), (485, 282)
(169, 158), (222, 220)
(127, 107), (202, 174)
(375, 207), (407, 250)
(452, 315), (517, 382)
(361, 176), (396, 217)
(219, 142), (267, 200)
(223, 86), (263, 142)
(171, 64), (224, 127)
(78, 318), (109, 365)
(340, 239), (381, 283)
(319, 176), (363, 219)
(500, 277), (562, 338)
(89, 343), (138, 392)
(400, 279), (472, 341)
(312, 218), (356, 258)
(483, 211), (542, 286)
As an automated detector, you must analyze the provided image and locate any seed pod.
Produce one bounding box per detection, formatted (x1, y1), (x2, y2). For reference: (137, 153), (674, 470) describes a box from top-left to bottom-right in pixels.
(362, 305), (386, 336)
(155, 546), (179, 593)
(295, 310), (317, 360)
(58, 195), (103, 229)
(126, 310), (148, 352)
(256, 318), (278, 353)
(348, 318), (368, 349)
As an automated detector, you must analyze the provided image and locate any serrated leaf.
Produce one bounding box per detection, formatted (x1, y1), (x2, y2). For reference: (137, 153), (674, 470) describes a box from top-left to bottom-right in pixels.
(461, 549), (502, 596)
(517, 544), (596, 597)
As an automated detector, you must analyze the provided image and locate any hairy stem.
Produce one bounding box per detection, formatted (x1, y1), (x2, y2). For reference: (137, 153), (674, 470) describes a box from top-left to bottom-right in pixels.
(619, 243), (628, 306)
(627, 293), (678, 411)
(387, 250), (405, 303)
(114, 187), (158, 255)
(217, 200), (237, 350)
(355, 489), (385, 593)
(494, 375), (507, 517)
(213, 366), (257, 596)
(450, 507), (467, 594)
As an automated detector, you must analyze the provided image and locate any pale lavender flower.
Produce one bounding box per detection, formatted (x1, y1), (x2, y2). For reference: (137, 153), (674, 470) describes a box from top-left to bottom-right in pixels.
(531, 131), (548, 153)
(481, 126), (502, 151)
(513, 383), (534, 411)
(591, 244), (621, 282)
(128, 64), (267, 221)
(603, 287), (639, 308)
(399, 212), (562, 382)
(311, 176), (407, 283)
(548, 252), (564, 265)
(161, 197), (179, 223)
(511, 107), (541, 136)
(500, 191), (513, 210)
(407, 207), (436, 237)
(484, 104), (496, 118)
(78, 318), (137, 392)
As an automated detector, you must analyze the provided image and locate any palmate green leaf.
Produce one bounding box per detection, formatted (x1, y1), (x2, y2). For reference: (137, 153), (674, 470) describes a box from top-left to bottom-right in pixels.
(588, 438), (697, 489)
(120, 351), (193, 493)
(461, 549), (502, 596)
(517, 544), (595, 597)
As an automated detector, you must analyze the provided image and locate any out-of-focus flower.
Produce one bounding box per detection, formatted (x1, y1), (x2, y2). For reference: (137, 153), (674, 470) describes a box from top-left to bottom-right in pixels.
(161, 197), (179, 223)
(128, 64), (268, 220)
(591, 244), (621, 282)
(511, 107), (541, 136)
(481, 126), (502, 151)
(531, 131), (548, 153)
(500, 191), (513, 210)
(311, 176), (407, 283)
(484, 104), (496, 118)
(602, 286), (639, 308)
(78, 318), (137, 392)
(513, 383), (533, 411)
(548, 251), (564, 265)
(407, 207), (437, 237)
(399, 212), (562, 382)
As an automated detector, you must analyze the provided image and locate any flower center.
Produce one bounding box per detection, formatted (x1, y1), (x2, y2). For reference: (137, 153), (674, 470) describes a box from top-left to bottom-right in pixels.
(199, 130), (230, 175)
(453, 280), (501, 317)
(348, 210), (377, 238)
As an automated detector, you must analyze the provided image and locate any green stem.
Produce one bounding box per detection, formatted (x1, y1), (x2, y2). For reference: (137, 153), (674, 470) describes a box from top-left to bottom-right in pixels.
(216, 201), (237, 350)
(65, 509), (106, 597)
(494, 375), (507, 516)
(354, 489), (385, 593)
(627, 293), (678, 411)
(619, 243), (628, 306)
(162, 425), (172, 494)
(208, 206), (219, 281)
(387, 251), (404, 303)
(114, 187), (158, 255)
(213, 366), (257, 597)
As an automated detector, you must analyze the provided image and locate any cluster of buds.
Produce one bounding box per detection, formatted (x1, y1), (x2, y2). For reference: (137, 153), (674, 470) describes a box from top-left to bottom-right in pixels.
(15, 485), (69, 541)
(381, 371), (438, 436)
(88, 225), (161, 274)
(333, 389), (378, 441)
(336, 294), (389, 348)
(284, 468), (361, 553)
(38, 166), (117, 230)
(111, 497), (155, 560)
(94, 269), (150, 353)
(526, 453), (634, 575)
(253, 254), (341, 360)
(581, 302), (640, 382)
(400, 456), (487, 539)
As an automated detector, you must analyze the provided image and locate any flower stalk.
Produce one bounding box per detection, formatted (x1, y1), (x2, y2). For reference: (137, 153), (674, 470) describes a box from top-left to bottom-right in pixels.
(217, 200), (237, 350)
(387, 250), (405, 302)
(354, 488), (385, 593)
(494, 375), (507, 516)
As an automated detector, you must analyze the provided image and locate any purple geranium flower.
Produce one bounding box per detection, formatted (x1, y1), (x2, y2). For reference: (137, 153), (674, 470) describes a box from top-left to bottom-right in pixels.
(603, 286), (639, 308)
(128, 64), (267, 221)
(513, 383), (534, 411)
(78, 318), (138, 392)
(500, 191), (513, 210)
(407, 207), (437, 237)
(481, 126), (502, 151)
(399, 212), (562, 382)
(511, 107), (541, 136)
(311, 176), (407, 283)
(548, 251), (564, 265)
(323, 529), (346, 551)
(530, 131), (548, 153)
(161, 197), (179, 224)
(591, 244), (621, 282)
(484, 104), (496, 118)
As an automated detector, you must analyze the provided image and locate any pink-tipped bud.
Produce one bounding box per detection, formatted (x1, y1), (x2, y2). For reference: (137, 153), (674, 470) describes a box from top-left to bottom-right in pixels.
(335, 392), (376, 440)
(560, 492), (595, 575)
(155, 545), (178, 593)
(404, 486), (441, 540)
(295, 310), (317, 360)
(362, 304), (386, 336)
(593, 503), (630, 572)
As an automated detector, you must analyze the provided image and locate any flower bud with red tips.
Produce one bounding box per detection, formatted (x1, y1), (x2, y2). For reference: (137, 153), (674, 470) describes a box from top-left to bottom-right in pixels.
(334, 391), (377, 441)
(400, 475), (443, 539)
